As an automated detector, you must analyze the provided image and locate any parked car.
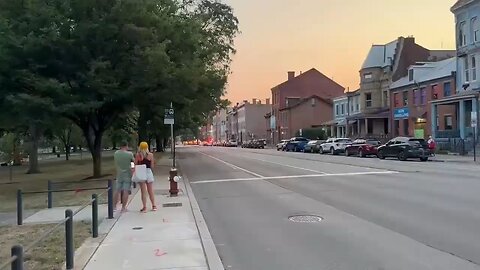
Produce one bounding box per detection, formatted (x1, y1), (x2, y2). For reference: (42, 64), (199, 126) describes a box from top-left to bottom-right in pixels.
(241, 140), (254, 148)
(320, 138), (352, 155)
(303, 140), (323, 153)
(344, 139), (381, 157)
(255, 139), (266, 149)
(312, 140), (326, 153)
(276, 140), (289, 151)
(284, 137), (309, 152)
(227, 140), (238, 147)
(376, 137), (430, 161)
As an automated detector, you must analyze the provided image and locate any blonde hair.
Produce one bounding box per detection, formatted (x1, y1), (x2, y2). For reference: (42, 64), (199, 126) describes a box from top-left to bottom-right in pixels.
(138, 142), (150, 158)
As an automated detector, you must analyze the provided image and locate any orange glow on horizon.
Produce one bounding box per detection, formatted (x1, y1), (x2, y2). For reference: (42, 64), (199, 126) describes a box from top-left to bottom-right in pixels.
(223, 0), (456, 104)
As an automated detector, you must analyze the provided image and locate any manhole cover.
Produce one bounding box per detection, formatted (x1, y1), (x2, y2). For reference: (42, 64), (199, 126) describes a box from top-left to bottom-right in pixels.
(132, 226), (143, 230)
(162, 202), (182, 208)
(288, 215), (323, 223)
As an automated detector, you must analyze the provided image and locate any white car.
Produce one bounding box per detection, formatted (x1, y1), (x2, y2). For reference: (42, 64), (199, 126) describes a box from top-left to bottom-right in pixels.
(320, 138), (352, 155)
(276, 140), (289, 151)
(228, 140), (238, 147)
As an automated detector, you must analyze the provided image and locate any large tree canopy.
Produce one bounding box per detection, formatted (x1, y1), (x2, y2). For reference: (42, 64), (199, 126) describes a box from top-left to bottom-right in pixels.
(0, 0), (239, 177)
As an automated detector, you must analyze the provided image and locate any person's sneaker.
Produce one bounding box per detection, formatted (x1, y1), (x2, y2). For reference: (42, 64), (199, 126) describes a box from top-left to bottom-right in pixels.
(152, 206), (158, 211)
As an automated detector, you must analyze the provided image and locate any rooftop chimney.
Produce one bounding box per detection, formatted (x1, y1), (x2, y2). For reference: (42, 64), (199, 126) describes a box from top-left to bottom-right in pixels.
(288, 71), (295, 80)
(243, 100), (248, 104)
(266, 98), (270, 105)
(257, 100), (262, 104)
(252, 98), (257, 105)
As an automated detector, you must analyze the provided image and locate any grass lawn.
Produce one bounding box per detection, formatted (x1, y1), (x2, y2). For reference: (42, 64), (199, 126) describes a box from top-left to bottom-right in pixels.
(0, 154), (115, 212)
(0, 222), (91, 270)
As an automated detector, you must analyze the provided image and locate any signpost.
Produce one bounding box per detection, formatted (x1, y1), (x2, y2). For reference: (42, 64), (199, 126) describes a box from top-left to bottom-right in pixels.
(164, 104), (175, 167)
(472, 112), (477, 162)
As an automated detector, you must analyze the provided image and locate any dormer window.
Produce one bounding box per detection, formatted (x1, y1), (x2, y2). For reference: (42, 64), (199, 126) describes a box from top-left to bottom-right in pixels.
(473, 17), (480, 43)
(408, 69), (414, 81)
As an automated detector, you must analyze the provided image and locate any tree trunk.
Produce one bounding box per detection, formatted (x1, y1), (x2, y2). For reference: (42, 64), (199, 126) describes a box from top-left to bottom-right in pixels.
(92, 137), (102, 178)
(83, 125), (104, 178)
(156, 136), (163, 152)
(65, 144), (70, 161)
(137, 110), (148, 143)
(27, 124), (41, 174)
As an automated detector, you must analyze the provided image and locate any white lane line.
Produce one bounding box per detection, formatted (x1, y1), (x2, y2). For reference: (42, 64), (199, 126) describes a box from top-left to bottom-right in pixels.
(192, 171), (399, 184)
(234, 154), (328, 174)
(199, 151), (265, 178)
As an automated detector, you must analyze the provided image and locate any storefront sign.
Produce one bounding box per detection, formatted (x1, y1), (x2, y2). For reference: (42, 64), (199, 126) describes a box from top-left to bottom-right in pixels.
(394, 108), (409, 119)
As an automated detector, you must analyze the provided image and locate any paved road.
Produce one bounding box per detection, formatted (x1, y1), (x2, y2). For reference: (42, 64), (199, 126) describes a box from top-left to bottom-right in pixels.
(178, 146), (480, 270)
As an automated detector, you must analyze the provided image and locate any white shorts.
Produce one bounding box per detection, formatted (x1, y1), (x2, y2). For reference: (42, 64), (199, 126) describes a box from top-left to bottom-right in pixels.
(145, 168), (155, 183)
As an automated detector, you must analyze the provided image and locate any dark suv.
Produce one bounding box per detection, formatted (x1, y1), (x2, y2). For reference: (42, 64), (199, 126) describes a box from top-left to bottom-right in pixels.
(377, 137), (430, 161)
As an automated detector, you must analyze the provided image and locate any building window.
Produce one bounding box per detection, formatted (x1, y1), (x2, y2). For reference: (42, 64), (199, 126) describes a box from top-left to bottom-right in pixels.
(403, 91), (409, 106)
(444, 82), (452, 96)
(432, 84), (439, 99)
(465, 57), (470, 83)
(472, 55), (477, 81)
(336, 104), (339, 116)
(367, 120), (373, 134)
(414, 89), (420, 105)
(394, 120), (400, 136)
(341, 104), (345, 115)
(365, 93), (372, 108)
(383, 91), (388, 107)
(355, 96), (360, 111)
(408, 69), (414, 81)
(473, 17), (480, 43)
(445, 115), (453, 130)
(459, 21), (467, 46)
(394, 93), (399, 107)
(364, 73), (372, 79)
(420, 88), (426, 105)
(403, 119), (409, 136)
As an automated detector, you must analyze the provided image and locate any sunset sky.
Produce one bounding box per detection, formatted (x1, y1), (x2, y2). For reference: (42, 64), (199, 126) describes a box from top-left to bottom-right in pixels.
(223, 0), (457, 104)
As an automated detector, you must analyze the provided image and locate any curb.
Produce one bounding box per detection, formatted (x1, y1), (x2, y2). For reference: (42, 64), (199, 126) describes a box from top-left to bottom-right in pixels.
(179, 165), (224, 270)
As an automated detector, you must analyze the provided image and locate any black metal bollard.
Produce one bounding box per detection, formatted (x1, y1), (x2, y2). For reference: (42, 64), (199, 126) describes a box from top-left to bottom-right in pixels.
(16, 190), (22, 226)
(65, 209), (74, 270)
(107, 180), (114, 219)
(11, 245), (23, 270)
(92, 194), (98, 238)
(47, 180), (53, 209)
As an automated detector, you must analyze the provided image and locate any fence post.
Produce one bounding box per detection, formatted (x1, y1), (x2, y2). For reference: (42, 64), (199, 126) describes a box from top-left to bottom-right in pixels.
(65, 209), (74, 270)
(47, 180), (53, 209)
(92, 194), (98, 238)
(107, 180), (114, 219)
(11, 245), (23, 270)
(16, 190), (22, 226)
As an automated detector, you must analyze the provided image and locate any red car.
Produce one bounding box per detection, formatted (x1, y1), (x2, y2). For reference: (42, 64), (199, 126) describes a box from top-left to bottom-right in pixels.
(344, 139), (381, 157)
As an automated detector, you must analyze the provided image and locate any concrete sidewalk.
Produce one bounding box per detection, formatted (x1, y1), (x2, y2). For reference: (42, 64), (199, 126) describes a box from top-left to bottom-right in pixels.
(80, 159), (222, 270)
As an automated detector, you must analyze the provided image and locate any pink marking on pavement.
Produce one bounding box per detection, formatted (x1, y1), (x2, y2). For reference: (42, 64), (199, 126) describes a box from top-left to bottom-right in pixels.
(154, 249), (167, 257)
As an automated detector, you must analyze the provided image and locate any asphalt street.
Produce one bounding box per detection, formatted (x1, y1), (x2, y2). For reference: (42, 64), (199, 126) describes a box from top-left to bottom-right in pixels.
(179, 146), (480, 270)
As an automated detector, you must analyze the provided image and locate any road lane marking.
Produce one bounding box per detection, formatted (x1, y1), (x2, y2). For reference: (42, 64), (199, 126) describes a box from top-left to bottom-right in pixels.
(233, 154), (328, 174)
(191, 171), (399, 184)
(199, 151), (264, 178)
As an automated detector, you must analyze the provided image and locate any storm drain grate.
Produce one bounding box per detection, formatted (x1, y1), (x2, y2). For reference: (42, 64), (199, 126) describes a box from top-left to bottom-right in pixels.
(162, 202), (183, 208)
(288, 215), (323, 223)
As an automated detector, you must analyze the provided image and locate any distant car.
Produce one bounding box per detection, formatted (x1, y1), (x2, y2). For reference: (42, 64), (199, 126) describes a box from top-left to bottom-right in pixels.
(276, 140), (289, 151)
(284, 137), (309, 152)
(312, 140), (326, 153)
(242, 140), (254, 148)
(320, 138), (352, 155)
(344, 139), (381, 157)
(377, 137), (430, 161)
(227, 140), (238, 147)
(255, 139), (266, 149)
(303, 140), (319, 153)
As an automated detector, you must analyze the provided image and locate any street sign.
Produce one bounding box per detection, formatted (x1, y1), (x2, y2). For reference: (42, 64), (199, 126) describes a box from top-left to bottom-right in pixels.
(471, 112), (477, 127)
(164, 108), (174, 125)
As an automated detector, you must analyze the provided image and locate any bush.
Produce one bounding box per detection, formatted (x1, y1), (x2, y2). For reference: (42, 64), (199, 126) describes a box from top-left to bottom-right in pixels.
(295, 128), (328, 140)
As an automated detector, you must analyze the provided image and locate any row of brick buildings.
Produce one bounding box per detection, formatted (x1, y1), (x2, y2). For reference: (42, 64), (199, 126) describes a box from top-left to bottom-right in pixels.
(208, 0), (480, 150)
